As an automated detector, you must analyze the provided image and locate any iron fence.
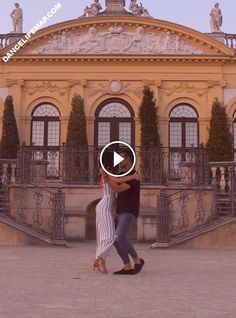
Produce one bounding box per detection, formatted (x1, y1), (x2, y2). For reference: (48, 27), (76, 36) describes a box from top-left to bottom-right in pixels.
(10, 184), (65, 241)
(156, 186), (215, 244)
(16, 145), (209, 185)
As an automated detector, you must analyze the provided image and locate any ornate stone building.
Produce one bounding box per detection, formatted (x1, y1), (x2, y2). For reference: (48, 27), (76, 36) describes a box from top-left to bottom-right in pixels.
(0, 0), (236, 243)
(0, 1), (236, 151)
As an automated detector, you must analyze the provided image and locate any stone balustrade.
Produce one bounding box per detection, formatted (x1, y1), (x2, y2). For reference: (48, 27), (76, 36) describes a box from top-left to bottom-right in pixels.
(224, 34), (236, 50)
(0, 33), (25, 49)
(0, 159), (17, 185)
(210, 161), (236, 193)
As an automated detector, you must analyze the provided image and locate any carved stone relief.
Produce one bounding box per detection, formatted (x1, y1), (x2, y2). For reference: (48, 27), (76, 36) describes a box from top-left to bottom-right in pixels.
(5, 79), (19, 87)
(88, 80), (127, 96)
(109, 80), (123, 94)
(23, 81), (68, 96)
(161, 82), (206, 98)
(68, 80), (83, 88)
(87, 80), (145, 99)
(206, 80), (222, 88)
(21, 26), (210, 56)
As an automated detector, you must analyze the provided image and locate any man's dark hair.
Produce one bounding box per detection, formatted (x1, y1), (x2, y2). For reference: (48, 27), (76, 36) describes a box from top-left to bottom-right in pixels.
(121, 148), (133, 161)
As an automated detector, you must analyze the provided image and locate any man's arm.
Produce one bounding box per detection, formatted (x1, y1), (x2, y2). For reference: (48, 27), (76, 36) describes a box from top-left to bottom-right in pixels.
(105, 176), (130, 193)
(110, 173), (139, 184)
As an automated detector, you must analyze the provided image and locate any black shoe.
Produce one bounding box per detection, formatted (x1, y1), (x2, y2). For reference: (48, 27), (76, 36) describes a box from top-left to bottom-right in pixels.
(113, 268), (135, 275)
(134, 258), (145, 274)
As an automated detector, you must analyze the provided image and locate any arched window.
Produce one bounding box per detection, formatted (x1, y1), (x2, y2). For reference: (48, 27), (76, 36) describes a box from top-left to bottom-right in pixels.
(95, 99), (135, 147)
(31, 103), (60, 178)
(31, 103), (60, 147)
(169, 104), (199, 179)
(169, 104), (198, 148)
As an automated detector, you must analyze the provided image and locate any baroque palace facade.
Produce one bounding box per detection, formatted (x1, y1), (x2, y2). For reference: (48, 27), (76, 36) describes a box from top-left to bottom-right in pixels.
(0, 0), (236, 243)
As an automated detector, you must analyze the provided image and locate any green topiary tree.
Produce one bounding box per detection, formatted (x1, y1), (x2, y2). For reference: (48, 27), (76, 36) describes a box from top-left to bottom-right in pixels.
(66, 94), (88, 146)
(139, 86), (160, 147)
(65, 94), (88, 182)
(0, 95), (20, 159)
(139, 86), (161, 182)
(206, 98), (233, 162)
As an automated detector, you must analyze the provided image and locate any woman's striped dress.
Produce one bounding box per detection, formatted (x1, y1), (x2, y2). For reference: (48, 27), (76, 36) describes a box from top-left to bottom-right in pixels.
(95, 182), (115, 260)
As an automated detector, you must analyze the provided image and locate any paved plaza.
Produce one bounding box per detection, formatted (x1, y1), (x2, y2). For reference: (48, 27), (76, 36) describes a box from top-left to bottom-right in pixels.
(1, 243), (236, 318)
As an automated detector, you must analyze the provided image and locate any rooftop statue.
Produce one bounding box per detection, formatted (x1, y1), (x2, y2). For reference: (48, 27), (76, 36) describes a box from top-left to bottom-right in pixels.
(129, 0), (151, 17)
(10, 2), (23, 33)
(210, 3), (223, 32)
(81, 0), (102, 18)
(80, 0), (152, 18)
(103, 0), (129, 15)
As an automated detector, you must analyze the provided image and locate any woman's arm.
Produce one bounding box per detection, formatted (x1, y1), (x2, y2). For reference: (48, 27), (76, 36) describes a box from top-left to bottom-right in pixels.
(105, 176), (131, 193)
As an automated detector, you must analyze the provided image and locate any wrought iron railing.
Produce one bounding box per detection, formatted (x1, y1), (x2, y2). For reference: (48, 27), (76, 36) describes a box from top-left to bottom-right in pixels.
(9, 184), (65, 241)
(0, 159), (65, 242)
(156, 185), (215, 244)
(15, 145), (209, 186)
(155, 161), (236, 245)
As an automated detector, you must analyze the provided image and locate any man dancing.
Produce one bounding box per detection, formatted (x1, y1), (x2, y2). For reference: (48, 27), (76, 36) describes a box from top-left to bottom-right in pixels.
(106, 149), (145, 275)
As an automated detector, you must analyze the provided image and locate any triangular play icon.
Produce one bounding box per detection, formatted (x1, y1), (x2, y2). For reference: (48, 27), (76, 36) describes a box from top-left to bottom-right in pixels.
(113, 151), (124, 167)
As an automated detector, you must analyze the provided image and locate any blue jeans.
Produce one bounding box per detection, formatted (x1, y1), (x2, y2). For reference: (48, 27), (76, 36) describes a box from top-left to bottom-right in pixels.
(114, 213), (138, 264)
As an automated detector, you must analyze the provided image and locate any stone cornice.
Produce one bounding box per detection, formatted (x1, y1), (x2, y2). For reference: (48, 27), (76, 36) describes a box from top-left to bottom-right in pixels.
(4, 55), (236, 64)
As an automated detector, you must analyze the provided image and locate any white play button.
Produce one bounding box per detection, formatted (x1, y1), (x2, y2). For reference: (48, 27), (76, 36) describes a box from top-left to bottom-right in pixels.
(113, 151), (124, 167)
(100, 141), (136, 177)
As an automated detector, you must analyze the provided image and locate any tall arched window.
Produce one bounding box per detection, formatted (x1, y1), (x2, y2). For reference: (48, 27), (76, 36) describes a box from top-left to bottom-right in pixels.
(169, 104), (199, 179)
(31, 103), (60, 178)
(95, 99), (135, 147)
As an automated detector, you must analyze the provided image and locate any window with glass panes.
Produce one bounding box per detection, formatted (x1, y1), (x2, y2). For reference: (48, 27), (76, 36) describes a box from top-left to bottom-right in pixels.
(169, 104), (199, 179)
(95, 99), (135, 147)
(31, 103), (60, 178)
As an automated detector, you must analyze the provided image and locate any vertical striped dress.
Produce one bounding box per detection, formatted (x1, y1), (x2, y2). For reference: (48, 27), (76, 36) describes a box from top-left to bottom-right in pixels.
(95, 182), (115, 260)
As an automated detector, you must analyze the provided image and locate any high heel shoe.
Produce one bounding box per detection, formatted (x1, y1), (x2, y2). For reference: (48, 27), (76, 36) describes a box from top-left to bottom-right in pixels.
(98, 258), (108, 274)
(93, 259), (99, 271)
(93, 258), (108, 273)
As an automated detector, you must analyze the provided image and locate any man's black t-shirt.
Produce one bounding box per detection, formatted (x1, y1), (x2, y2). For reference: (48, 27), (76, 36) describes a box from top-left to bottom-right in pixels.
(116, 170), (140, 218)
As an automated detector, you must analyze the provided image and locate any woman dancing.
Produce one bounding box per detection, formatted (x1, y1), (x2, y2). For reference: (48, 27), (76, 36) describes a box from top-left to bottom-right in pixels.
(94, 152), (139, 273)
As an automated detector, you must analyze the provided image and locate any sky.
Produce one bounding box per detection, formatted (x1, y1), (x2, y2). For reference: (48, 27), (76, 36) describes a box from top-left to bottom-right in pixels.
(0, 0), (235, 35)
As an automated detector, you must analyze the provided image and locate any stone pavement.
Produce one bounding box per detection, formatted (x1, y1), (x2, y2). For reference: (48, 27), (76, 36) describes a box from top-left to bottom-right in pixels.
(1, 243), (236, 318)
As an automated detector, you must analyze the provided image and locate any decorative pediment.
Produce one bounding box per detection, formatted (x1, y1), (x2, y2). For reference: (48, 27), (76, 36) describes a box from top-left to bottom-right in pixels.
(6, 17), (235, 58)
(20, 26), (208, 56)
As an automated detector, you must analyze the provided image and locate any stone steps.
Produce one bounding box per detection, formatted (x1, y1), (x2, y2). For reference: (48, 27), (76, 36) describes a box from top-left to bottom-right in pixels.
(215, 193), (234, 217)
(0, 188), (9, 213)
(151, 217), (236, 248)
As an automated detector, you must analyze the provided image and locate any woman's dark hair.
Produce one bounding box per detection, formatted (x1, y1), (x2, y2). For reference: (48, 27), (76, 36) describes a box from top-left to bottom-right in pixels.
(100, 150), (113, 171)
